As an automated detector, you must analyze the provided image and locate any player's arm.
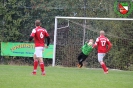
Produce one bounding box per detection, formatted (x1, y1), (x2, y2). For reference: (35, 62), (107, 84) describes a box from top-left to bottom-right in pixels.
(93, 43), (97, 48)
(106, 39), (112, 52)
(80, 42), (86, 50)
(44, 30), (50, 47)
(93, 38), (99, 48)
(29, 29), (36, 42)
(85, 40), (89, 44)
(107, 43), (112, 52)
(29, 36), (33, 41)
(45, 36), (50, 46)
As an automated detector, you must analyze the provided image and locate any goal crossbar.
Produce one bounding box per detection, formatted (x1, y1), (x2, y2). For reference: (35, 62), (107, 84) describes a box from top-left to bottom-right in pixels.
(55, 16), (133, 21)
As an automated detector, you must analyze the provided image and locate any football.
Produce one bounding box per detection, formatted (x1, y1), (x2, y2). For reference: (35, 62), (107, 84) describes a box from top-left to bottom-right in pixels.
(88, 42), (93, 46)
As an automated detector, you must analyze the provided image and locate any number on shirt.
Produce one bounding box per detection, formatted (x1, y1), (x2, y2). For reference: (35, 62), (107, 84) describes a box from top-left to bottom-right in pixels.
(40, 32), (44, 38)
(101, 41), (106, 46)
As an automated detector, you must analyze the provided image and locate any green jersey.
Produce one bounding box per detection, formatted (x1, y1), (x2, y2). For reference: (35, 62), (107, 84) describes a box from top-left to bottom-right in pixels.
(81, 43), (93, 55)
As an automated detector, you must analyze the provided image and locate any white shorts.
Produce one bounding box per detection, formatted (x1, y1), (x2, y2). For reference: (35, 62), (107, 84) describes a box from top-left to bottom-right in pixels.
(98, 53), (106, 62)
(34, 47), (44, 57)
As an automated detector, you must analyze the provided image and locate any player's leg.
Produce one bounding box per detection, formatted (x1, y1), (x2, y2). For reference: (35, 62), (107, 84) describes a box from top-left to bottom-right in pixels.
(77, 52), (82, 63)
(98, 53), (108, 74)
(36, 47), (45, 75)
(77, 52), (88, 68)
(38, 57), (45, 75)
(77, 52), (84, 68)
(32, 51), (39, 75)
(80, 54), (88, 67)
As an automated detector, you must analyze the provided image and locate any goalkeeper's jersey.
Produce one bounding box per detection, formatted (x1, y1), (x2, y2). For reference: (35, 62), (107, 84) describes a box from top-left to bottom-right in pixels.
(81, 43), (93, 55)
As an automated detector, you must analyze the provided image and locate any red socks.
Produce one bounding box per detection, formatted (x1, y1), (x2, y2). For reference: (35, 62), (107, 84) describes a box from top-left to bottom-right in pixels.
(33, 60), (38, 72)
(40, 62), (45, 73)
(33, 60), (45, 75)
(100, 62), (107, 72)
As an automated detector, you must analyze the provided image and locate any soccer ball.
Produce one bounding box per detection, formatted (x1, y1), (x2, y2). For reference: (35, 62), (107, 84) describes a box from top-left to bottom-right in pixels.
(88, 42), (93, 46)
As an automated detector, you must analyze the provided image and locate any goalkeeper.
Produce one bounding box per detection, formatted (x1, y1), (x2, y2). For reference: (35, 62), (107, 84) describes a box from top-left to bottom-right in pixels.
(77, 39), (94, 68)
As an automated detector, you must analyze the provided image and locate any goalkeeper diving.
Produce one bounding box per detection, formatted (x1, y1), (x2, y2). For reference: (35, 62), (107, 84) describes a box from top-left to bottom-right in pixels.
(77, 39), (94, 68)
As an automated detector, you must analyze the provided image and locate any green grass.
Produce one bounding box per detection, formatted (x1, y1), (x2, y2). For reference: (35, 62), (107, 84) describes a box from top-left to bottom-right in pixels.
(0, 65), (133, 88)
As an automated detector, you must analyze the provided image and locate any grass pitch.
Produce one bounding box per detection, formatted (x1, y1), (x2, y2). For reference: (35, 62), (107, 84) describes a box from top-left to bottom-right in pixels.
(0, 65), (133, 88)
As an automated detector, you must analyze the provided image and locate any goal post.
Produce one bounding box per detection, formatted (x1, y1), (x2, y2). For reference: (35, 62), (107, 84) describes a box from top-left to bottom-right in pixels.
(52, 16), (133, 70)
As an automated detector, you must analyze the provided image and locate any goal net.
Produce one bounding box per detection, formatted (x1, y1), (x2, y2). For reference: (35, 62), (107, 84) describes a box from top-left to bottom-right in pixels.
(53, 16), (133, 70)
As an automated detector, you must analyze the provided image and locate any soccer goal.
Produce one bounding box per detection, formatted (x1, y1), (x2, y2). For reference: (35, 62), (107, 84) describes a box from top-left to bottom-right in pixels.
(53, 16), (133, 70)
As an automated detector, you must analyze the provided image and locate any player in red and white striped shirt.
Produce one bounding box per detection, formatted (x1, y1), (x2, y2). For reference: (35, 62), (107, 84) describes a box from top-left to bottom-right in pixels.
(29, 20), (50, 75)
(93, 30), (112, 74)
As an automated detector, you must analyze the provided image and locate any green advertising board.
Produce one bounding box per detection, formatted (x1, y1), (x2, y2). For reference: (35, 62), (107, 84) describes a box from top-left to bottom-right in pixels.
(1, 42), (53, 59)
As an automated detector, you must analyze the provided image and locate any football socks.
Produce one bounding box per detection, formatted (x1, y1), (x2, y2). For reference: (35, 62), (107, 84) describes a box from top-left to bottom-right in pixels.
(40, 62), (45, 73)
(100, 61), (107, 72)
(33, 60), (38, 72)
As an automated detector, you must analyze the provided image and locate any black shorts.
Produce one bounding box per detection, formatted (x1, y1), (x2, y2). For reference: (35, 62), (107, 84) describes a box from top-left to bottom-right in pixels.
(78, 52), (88, 62)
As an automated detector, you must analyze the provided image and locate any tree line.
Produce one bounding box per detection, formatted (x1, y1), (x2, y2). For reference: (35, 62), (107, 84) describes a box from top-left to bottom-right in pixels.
(0, 0), (133, 70)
